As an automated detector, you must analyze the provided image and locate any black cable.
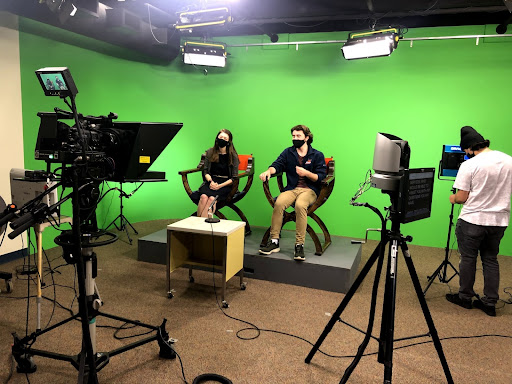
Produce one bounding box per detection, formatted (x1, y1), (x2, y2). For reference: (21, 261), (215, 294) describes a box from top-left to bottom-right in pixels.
(3, 354), (14, 384)
(112, 322), (154, 340)
(41, 245), (58, 330)
(174, 350), (189, 384)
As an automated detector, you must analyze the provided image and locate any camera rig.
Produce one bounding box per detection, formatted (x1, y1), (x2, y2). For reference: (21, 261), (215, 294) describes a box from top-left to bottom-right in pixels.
(2, 67), (182, 383)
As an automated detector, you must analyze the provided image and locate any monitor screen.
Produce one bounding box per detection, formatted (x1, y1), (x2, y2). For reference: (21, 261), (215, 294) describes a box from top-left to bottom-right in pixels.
(35, 67), (78, 97)
(440, 145), (466, 177)
(399, 168), (435, 224)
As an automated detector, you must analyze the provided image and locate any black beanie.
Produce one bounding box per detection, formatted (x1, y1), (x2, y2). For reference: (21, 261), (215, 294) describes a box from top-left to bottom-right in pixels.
(460, 126), (485, 150)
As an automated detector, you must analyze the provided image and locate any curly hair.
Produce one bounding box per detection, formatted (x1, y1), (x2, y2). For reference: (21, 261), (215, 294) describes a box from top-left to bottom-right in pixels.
(290, 124), (313, 144)
(471, 140), (490, 151)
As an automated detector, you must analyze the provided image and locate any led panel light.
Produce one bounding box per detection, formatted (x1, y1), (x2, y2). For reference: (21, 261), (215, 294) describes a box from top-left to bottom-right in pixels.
(342, 30), (399, 60)
(176, 7), (230, 31)
(183, 42), (226, 67)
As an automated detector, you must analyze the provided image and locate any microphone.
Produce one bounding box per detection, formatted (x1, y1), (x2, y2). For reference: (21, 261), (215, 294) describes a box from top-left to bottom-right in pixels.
(205, 195), (220, 223)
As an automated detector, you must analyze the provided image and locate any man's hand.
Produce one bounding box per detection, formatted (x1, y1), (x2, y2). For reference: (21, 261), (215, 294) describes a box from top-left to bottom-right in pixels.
(449, 194), (456, 204)
(259, 170), (272, 182)
(296, 166), (309, 177)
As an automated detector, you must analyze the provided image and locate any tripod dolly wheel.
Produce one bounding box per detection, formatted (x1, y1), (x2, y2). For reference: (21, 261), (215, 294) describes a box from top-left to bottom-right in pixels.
(167, 292), (174, 299)
(240, 282), (247, 290)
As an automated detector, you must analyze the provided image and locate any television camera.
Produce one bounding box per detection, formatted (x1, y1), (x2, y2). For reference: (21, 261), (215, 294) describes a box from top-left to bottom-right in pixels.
(2, 67), (182, 383)
(307, 133), (453, 384)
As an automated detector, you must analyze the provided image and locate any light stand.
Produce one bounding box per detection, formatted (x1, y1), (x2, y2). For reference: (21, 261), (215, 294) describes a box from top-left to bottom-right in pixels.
(423, 187), (459, 295)
(106, 181), (140, 244)
(305, 194), (453, 384)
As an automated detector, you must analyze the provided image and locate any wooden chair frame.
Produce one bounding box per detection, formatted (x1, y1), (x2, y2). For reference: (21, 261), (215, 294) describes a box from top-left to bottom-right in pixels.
(260, 158), (335, 255)
(179, 153), (255, 235)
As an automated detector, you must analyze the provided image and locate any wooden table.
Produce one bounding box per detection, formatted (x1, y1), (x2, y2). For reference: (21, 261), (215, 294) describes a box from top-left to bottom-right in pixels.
(166, 217), (246, 307)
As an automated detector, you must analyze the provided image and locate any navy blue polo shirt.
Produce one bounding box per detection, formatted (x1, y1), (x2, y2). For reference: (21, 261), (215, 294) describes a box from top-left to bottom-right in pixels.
(270, 145), (327, 196)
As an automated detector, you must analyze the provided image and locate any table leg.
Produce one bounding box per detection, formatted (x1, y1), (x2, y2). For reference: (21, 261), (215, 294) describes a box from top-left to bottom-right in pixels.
(166, 230), (172, 298)
(36, 227), (43, 331)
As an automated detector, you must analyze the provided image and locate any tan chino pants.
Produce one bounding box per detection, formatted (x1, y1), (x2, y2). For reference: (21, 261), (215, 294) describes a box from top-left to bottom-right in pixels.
(270, 187), (317, 245)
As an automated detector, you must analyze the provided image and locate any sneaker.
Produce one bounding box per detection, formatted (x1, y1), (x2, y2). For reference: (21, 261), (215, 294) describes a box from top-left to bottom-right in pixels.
(259, 240), (280, 255)
(473, 299), (496, 317)
(446, 293), (472, 309)
(294, 244), (305, 261)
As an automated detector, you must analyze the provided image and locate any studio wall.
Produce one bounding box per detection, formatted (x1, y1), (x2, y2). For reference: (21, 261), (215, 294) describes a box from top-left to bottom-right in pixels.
(0, 13), (25, 257)
(16, 19), (512, 255)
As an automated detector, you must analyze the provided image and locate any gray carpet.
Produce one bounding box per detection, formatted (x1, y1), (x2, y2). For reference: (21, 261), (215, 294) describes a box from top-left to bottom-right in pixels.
(0, 219), (511, 384)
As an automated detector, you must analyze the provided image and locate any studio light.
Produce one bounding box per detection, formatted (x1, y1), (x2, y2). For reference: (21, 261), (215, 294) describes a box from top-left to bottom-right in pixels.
(342, 29), (399, 60)
(182, 41), (227, 68)
(176, 7), (231, 32)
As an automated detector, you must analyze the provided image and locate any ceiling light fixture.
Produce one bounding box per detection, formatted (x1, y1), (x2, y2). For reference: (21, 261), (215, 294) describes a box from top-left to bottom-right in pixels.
(342, 28), (399, 60)
(176, 7), (231, 32)
(182, 41), (227, 68)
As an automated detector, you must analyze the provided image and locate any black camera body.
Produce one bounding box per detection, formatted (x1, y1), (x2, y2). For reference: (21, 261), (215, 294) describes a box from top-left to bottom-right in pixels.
(35, 110), (182, 182)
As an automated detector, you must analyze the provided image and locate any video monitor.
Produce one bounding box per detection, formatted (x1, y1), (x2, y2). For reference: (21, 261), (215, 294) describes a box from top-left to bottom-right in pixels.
(440, 145), (466, 178)
(398, 168), (435, 224)
(36, 67), (78, 97)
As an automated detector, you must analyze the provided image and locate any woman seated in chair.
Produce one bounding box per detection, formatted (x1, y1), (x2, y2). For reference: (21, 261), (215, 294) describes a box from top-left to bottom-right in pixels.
(192, 129), (240, 217)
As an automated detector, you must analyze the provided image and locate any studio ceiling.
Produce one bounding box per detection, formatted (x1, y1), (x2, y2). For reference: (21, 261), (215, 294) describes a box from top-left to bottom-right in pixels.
(101, 0), (512, 35)
(3, 1), (511, 61)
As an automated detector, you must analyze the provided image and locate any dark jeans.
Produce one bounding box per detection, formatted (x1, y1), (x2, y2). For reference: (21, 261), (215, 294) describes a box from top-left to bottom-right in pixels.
(455, 219), (507, 306)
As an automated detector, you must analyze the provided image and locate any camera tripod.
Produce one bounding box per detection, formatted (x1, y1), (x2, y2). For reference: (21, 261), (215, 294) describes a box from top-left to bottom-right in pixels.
(305, 198), (453, 384)
(423, 188), (459, 295)
(106, 182), (140, 245)
(11, 169), (176, 384)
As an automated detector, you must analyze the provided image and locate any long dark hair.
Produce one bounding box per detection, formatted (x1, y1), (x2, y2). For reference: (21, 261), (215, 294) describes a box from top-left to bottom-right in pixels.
(209, 129), (238, 165)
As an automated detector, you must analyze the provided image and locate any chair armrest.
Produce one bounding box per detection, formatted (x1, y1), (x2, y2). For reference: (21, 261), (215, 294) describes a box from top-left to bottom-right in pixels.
(179, 167), (202, 197)
(178, 168), (202, 176)
(321, 175), (335, 186)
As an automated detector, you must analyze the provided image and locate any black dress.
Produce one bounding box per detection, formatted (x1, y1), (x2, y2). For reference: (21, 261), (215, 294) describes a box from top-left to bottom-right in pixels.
(193, 154), (233, 202)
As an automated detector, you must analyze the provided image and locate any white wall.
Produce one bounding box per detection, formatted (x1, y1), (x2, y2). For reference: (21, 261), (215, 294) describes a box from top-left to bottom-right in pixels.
(0, 12), (25, 256)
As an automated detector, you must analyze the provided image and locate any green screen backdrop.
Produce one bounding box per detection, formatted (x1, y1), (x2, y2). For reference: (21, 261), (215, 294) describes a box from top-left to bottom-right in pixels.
(18, 19), (512, 255)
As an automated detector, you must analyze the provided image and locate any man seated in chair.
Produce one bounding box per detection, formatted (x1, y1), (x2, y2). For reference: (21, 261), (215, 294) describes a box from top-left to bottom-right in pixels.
(258, 124), (327, 261)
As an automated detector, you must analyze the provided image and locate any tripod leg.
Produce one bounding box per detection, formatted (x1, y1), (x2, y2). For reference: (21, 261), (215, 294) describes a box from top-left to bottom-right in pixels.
(377, 238), (400, 383)
(305, 241), (385, 364)
(105, 214), (122, 231)
(124, 217), (139, 235)
(423, 262), (446, 295)
(400, 241), (454, 384)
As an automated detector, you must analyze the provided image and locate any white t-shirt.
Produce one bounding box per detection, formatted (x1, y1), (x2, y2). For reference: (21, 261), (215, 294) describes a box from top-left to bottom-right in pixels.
(454, 150), (512, 227)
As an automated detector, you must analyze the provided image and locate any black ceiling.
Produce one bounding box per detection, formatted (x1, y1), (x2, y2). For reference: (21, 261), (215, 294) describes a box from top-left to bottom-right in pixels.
(3, 1), (511, 61)
(101, 0), (512, 36)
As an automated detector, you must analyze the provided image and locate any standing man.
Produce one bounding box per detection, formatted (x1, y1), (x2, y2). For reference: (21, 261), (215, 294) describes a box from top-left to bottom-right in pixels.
(446, 126), (512, 316)
(258, 124), (327, 261)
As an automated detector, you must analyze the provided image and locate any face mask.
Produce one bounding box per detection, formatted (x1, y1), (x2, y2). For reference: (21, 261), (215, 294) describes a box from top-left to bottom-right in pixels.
(292, 139), (305, 148)
(216, 138), (229, 148)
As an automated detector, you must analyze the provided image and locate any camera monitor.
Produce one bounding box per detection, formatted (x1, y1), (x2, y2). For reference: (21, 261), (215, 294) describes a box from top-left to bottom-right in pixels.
(35, 67), (78, 98)
(440, 145), (466, 178)
(398, 168), (435, 223)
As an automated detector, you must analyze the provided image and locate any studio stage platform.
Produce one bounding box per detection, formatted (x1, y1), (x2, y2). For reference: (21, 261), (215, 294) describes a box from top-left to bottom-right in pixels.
(138, 225), (362, 294)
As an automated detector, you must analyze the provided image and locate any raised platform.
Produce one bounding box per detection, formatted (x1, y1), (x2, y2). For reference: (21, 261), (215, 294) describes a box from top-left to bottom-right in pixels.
(138, 225), (361, 294)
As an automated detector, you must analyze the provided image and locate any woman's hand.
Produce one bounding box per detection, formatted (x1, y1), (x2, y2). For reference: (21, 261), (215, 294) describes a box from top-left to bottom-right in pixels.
(209, 181), (220, 190)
